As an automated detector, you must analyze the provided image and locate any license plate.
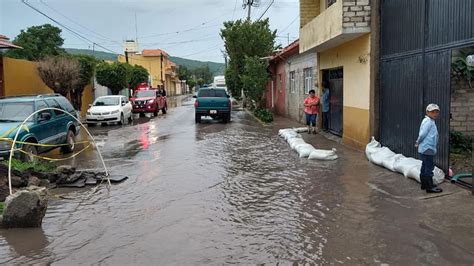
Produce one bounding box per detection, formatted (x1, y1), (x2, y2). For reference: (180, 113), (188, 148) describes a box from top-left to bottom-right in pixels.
(210, 110), (217, 114)
(97, 116), (104, 120)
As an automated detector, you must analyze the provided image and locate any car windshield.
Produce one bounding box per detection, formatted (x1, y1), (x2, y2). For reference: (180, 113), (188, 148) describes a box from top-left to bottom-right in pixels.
(93, 97), (120, 106)
(134, 91), (156, 98)
(0, 102), (34, 122)
(198, 90), (227, 98)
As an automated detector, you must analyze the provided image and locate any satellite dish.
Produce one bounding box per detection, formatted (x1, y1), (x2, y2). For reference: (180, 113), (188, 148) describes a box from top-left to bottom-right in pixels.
(466, 55), (474, 67)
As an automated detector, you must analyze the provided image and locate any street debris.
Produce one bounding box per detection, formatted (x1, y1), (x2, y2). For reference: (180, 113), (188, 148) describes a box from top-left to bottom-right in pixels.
(1, 186), (48, 228)
(366, 137), (445, 184)
(278, 128), (338, 160)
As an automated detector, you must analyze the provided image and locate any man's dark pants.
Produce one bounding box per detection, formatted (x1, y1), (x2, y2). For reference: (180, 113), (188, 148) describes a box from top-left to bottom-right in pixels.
(323, 111), (329, 131)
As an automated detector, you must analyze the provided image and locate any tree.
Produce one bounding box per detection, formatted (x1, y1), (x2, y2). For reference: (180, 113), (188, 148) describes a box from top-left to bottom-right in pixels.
(37, 56), (80, 97)
(128, 65), (149, 90)
(71, 55), (96, 110)
(96, 62), (128, 95)
(241, 56), (269, 109)
(6, 24), (65, 61)
(177, 65), (190, 81)
(220, 19), (277, 98)
(193, 65), (213, 84)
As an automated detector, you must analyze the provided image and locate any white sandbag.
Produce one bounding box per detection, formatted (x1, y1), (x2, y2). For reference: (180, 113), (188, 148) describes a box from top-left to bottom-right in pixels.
(406, 165), (445, 185)
(393, 157), (420, 177)
(293, 127), (309, 133)
(289, 139), (306, 150)
(282, 131), (300, 141)
(279, 128), (294, 136)
(365, 137), (382, 161)
(382, 154), (406, 172)
(295, 144), (316, 158)
(370, 147), (396, 166)
(308, 148), (338, 160)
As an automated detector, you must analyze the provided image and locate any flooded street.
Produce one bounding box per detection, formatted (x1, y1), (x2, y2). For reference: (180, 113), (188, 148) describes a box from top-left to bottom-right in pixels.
(0, 97), (473, 265)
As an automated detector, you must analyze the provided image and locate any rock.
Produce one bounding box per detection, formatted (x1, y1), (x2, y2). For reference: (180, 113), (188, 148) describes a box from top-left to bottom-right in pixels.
(48, 173), (59, 183)
(1, 186), (48, 228)
(56, 172), (81, 185)
(0, 177), (9, 202)
(30, 170), (49, 180)
(39, 179), (50, 188)
(57, 178), (86, 188)
(28, 176), (41, 187)
(10, 175), (28, 188)
(56, 165), (76, 175)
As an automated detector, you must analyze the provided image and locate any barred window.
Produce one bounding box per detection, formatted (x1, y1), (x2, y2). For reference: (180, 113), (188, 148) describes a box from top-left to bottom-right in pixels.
(290, 71), (296, 93)
(303, 68), (313, 94)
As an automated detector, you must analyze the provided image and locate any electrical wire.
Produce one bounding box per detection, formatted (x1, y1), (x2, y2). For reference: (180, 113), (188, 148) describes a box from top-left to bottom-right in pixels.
(257, 0), (274, 20)
(279, 15), (299, 34)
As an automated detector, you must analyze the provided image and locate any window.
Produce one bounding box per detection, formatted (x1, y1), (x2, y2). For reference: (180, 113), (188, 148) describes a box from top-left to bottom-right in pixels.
(0, 102), (34, 122)
(303, 68), (313, 94)
(35, 101), (52, 121)
(290, 71), (296, 93)
(46, 99), (64, 116)
(327, 0), (337, 8)
(198, 89), (227, 97)
(56, 97), (75, 113)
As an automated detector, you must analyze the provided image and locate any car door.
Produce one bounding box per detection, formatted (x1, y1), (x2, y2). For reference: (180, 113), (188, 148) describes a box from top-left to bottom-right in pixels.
(45, 98), (67, 144)
(32, 100), (56, 151)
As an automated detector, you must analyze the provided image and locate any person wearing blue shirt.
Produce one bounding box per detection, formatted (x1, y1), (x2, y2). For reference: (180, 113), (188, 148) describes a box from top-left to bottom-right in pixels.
(415, 103), (442, 193)
(321, 82), (330, 132)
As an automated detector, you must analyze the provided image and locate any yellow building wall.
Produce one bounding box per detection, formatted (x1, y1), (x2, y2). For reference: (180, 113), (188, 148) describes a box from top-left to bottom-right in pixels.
(3, 57), (94, 117)
(319, 34), (371, 150)
(118, 54), (164, 88)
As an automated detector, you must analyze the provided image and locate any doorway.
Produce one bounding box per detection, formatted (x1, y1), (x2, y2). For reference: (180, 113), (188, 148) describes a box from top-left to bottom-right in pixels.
(323, 68), (343, 136)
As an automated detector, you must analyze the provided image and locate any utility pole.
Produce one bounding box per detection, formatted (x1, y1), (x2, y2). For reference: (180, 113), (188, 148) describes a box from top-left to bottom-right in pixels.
(243, 0), (259, 21)
(287, 33), (290, 46)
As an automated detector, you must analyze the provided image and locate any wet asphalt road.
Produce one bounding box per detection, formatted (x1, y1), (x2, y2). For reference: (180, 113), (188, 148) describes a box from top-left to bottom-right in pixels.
(0, 96), (473, 264)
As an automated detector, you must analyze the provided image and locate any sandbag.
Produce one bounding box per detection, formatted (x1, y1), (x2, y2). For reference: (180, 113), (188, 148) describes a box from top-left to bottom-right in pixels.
(308, 148), (338, 160)
(382, 154), (406, 172)
(406, 165), (445, 185)
(289, 139), (306, 150)
(365, 137), (382, 161)
(283, 132), (301, 141)
(279, 128), (294, 136)
(295, 144), (316, 158)
(393, 157), (420, 177)
(293, 127), (309, 133)
(370, 147), (396, 166)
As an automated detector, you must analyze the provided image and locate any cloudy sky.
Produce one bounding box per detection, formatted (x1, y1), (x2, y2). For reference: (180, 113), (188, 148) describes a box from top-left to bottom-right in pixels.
(1, 0), (299, 63)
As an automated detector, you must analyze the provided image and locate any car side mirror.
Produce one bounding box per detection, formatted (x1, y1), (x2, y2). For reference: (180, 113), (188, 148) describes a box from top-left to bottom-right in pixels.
(192, 95), (197, 98)
(39, 112), (52, 122)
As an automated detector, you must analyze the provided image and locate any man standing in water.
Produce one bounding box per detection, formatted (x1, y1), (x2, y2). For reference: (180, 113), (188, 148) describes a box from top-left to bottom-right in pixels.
(415, 104), (443, 193)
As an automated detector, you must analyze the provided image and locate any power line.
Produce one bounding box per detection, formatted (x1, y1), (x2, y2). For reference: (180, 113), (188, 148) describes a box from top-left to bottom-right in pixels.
(279, 15), (299, 34)
(22, 0), (122, 56)
(257, 0), (274, 20)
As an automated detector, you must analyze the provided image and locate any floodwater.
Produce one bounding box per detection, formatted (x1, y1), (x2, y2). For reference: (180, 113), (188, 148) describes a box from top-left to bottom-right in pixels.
(0, 97), (473, 264)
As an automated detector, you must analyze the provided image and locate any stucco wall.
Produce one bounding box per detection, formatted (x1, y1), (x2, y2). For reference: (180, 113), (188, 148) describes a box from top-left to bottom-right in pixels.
(2, 57), (94, 117)
(319, 34), (371, 149)
(285, 52), (317, 124)
(451, 78), (474, 136)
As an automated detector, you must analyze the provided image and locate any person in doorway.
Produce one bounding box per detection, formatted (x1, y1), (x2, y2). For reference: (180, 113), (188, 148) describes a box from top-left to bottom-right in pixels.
(322, 82), (330, 132)
(415, 103), (443, 193)
(304, 89), (320, 134)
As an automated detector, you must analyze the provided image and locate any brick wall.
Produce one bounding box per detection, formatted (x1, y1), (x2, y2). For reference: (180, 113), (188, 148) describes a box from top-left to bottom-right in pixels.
(343, 0), (371, 28)
(450, 79), (474, 136)
(300, 0), (320, 28)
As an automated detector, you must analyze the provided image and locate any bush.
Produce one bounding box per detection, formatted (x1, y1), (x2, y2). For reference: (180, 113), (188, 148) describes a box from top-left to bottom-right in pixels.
(254, 108), (273, 123)
(0, 202), (4, 214)
(450, 130), (472, 154)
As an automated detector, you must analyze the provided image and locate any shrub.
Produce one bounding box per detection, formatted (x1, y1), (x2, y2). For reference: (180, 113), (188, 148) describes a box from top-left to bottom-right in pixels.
(450, 130), (472, 154)
(2, 158), (56, 173)
(254, 108), (273, 123)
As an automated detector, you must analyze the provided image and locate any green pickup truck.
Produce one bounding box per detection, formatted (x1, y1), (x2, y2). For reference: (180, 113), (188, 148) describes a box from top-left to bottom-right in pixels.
(193, 88), (231, 123)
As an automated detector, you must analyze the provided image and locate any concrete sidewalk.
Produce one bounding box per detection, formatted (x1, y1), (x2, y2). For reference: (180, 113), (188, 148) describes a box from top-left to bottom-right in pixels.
(269, 115), (474, 263)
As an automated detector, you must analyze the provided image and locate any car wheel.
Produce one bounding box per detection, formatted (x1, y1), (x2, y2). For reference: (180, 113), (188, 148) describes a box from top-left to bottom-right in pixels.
(61, 130), (75, 154)
(118, 113), (125, 125)
(195, 113), (201, 123)
(21, 144), (37, 162)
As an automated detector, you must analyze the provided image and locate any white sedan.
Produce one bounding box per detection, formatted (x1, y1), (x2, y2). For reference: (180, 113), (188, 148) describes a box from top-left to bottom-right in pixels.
(86, 95), (133, 126)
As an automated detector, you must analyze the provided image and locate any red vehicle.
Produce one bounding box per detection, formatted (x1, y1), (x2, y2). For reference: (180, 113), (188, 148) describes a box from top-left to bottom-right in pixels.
(130, 83), (167, 116)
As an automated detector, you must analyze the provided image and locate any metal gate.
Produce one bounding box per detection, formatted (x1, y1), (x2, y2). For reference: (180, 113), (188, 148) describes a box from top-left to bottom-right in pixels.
(325, 69), (343, 136)
(380, 0), (474, 172)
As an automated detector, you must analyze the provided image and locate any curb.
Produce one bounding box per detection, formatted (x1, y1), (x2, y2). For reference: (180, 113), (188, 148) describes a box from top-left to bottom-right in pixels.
(244, 108), (272, 127)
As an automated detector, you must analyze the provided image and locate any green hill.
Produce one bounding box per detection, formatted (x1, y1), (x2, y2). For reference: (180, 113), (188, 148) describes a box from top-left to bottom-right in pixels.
(65, 48), (225, 75)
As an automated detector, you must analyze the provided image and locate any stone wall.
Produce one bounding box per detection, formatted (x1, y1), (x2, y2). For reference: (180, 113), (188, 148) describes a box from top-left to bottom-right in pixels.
(451, 78), (474, 136)
(343, 0), (371, 28)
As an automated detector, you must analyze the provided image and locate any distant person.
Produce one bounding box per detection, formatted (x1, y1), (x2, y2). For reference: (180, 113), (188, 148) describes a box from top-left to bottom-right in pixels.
(158, 86), (167, 97)
(415, 103), (442, 193)
(304, 89), (320, 134)
(322, 82), (330, 132)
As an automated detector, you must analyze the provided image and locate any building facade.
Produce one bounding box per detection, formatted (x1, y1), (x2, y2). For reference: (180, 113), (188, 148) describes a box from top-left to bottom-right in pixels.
(299, 0), (374, 149)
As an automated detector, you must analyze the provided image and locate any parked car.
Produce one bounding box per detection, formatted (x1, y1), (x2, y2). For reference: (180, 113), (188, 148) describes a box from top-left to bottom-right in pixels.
(86, 95), (133, 126)
(0, 94), (80, 161)
(129, 89), (167, 116)
(193, 88), (231, 123)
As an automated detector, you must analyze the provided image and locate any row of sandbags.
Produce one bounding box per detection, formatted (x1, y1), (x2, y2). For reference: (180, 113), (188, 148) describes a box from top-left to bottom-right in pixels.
(366, 137), (445, 184)
(278, 128), (338, 160)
